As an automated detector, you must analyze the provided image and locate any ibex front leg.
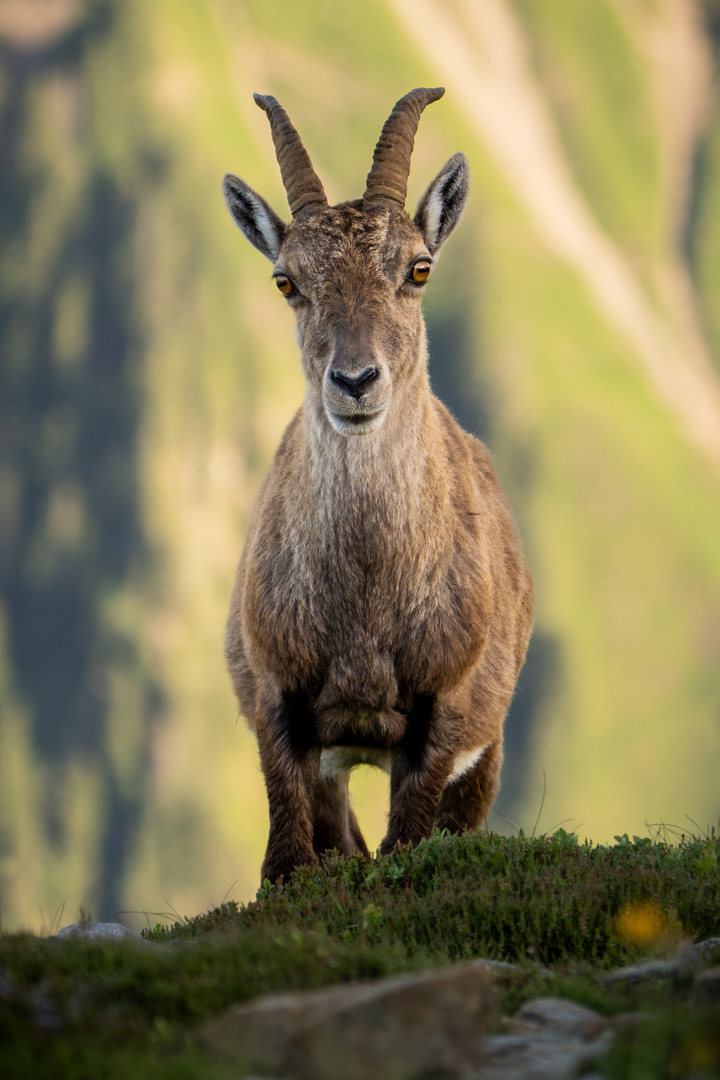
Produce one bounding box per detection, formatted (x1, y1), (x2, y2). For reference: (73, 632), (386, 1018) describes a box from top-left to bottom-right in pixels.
(255, 685), (320, 883)
(379, 696), (463, 854)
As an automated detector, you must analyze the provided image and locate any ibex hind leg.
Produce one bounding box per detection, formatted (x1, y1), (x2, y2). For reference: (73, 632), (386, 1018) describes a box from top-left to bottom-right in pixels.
(313, 773), (370, 859)
(434, 738), (503, 833)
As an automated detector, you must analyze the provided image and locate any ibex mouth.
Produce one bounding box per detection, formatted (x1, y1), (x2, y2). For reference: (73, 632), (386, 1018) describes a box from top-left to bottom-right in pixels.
(345, 412), (380, 427)
(325, 404), (388, 437)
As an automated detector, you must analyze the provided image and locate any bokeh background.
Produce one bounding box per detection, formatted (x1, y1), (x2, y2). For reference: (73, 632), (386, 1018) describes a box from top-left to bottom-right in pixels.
(1, 0), (720, 934)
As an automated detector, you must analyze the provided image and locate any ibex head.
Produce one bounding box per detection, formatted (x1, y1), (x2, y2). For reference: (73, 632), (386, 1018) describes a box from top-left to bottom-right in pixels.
(223, 88), (469, 437)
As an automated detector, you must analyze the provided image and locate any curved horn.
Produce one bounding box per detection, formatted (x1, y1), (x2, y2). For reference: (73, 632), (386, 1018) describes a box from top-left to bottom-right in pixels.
(363, 87), (445, 208)
(254, 93), (328, 218)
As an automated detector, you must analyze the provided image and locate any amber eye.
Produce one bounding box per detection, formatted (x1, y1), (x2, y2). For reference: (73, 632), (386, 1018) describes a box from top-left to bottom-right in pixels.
(275, 275), (294, 296)
(411, 259), (432, 284)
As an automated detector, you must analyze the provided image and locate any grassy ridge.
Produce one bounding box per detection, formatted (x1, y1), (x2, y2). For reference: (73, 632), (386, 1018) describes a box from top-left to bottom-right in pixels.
(149, 830), (720, 968)
(2, 832), (719, 1079)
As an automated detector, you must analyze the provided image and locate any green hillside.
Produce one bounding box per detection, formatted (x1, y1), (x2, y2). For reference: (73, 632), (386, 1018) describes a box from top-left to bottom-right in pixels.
(1, 0), (719, 932)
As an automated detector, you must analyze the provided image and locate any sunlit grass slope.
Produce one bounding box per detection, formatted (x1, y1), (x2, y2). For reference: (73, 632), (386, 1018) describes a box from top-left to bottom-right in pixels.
(3, 833), (719, 1080)
(0, 0), (719, 932)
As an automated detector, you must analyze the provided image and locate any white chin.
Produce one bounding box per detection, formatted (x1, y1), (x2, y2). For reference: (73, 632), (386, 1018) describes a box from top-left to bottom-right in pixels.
(326, 408), (387, 437)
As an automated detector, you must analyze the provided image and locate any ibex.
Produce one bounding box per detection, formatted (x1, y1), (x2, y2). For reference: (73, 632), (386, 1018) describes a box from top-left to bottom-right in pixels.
(223, 88), (533, 884)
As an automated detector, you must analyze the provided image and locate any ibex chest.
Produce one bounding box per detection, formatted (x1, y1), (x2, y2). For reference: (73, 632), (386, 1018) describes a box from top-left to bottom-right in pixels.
(243, 410), (492, 705)
(245, 505), (488, 704)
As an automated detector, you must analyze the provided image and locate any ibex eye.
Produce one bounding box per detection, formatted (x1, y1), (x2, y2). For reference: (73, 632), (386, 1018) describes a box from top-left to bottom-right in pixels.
(275, 276), (294, 296)
(411, 260), (432, 284)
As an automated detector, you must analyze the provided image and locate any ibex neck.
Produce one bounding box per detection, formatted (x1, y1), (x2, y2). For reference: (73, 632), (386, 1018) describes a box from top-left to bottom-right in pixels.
(301, 374), (447, 563)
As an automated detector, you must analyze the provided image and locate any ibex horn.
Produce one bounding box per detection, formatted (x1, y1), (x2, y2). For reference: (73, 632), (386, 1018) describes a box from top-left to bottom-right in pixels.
(254, 93), (328, 218)
(363, 87), (445, 208)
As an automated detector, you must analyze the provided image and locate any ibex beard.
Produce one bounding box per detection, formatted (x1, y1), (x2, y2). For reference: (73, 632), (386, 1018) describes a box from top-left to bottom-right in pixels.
(223, 88), (534, 885)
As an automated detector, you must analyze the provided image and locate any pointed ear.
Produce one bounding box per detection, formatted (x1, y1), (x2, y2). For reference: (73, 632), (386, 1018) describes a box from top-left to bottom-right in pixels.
(223, 173), (287, 261)
(413, 153), (470, 254)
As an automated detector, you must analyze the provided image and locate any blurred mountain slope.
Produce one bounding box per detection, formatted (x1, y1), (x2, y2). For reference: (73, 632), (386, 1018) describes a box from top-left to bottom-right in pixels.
(0, 0), (718, 932)
(393, 0), (720, 836)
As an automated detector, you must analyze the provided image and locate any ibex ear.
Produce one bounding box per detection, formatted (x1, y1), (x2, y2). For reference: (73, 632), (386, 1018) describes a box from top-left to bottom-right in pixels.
(223, 173), (287, 261)
(413, 153), (470, 255)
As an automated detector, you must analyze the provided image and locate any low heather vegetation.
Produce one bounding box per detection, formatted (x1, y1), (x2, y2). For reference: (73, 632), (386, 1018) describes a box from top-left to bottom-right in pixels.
(151, 830), (719, 967)
(2, 830), (719, 1079)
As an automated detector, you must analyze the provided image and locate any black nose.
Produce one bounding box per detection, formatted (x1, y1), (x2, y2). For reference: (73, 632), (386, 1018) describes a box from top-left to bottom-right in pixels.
(329, 366), (380, 399)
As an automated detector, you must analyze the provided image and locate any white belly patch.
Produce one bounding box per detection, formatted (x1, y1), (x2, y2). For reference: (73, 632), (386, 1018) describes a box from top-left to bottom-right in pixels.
(319, 744), (487, 781)
(320, 746), (392, 777)
(448, 744), (487, 782)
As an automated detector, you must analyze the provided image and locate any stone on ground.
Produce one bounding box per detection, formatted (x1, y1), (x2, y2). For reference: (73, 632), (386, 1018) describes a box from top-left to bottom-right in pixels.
(479, 998), (613, 1080)
(201, 963), (494, 1080)
(51, 922), (152, 945)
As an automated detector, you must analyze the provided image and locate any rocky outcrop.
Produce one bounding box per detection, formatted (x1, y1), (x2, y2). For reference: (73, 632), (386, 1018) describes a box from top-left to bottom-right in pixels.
(201, 964), (494, 1080)
(479, 998), (616, 1080)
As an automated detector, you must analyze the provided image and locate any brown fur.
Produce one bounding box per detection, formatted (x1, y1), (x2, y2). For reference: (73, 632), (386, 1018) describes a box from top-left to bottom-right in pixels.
(225, 163), (533, 886)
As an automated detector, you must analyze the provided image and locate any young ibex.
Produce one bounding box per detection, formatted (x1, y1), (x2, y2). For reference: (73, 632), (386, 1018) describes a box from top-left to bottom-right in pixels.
(223, 88), (533, 884)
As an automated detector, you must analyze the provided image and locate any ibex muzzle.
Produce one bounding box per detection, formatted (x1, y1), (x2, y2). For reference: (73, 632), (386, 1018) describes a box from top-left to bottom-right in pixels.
(223, 89), (533, 885)
(323, 325), (389, 433)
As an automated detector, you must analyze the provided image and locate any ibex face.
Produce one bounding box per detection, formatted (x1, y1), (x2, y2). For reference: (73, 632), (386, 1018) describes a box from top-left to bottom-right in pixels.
(273, 205), (432, 436)
(223, 88), (470, 437)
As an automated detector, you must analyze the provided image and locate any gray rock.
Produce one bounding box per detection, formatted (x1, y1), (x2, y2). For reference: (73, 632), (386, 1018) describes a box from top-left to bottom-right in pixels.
(602, 959), (676, 984)
(479, 1030), (613, 1080)
(51, 922), (153, 945)
(696, 937), (720, 961)
(514, 997), (607, 1038)
(201, 963), (494, 1080)
(603, 939), (704, 986)
(477, 997), (613, 1080)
